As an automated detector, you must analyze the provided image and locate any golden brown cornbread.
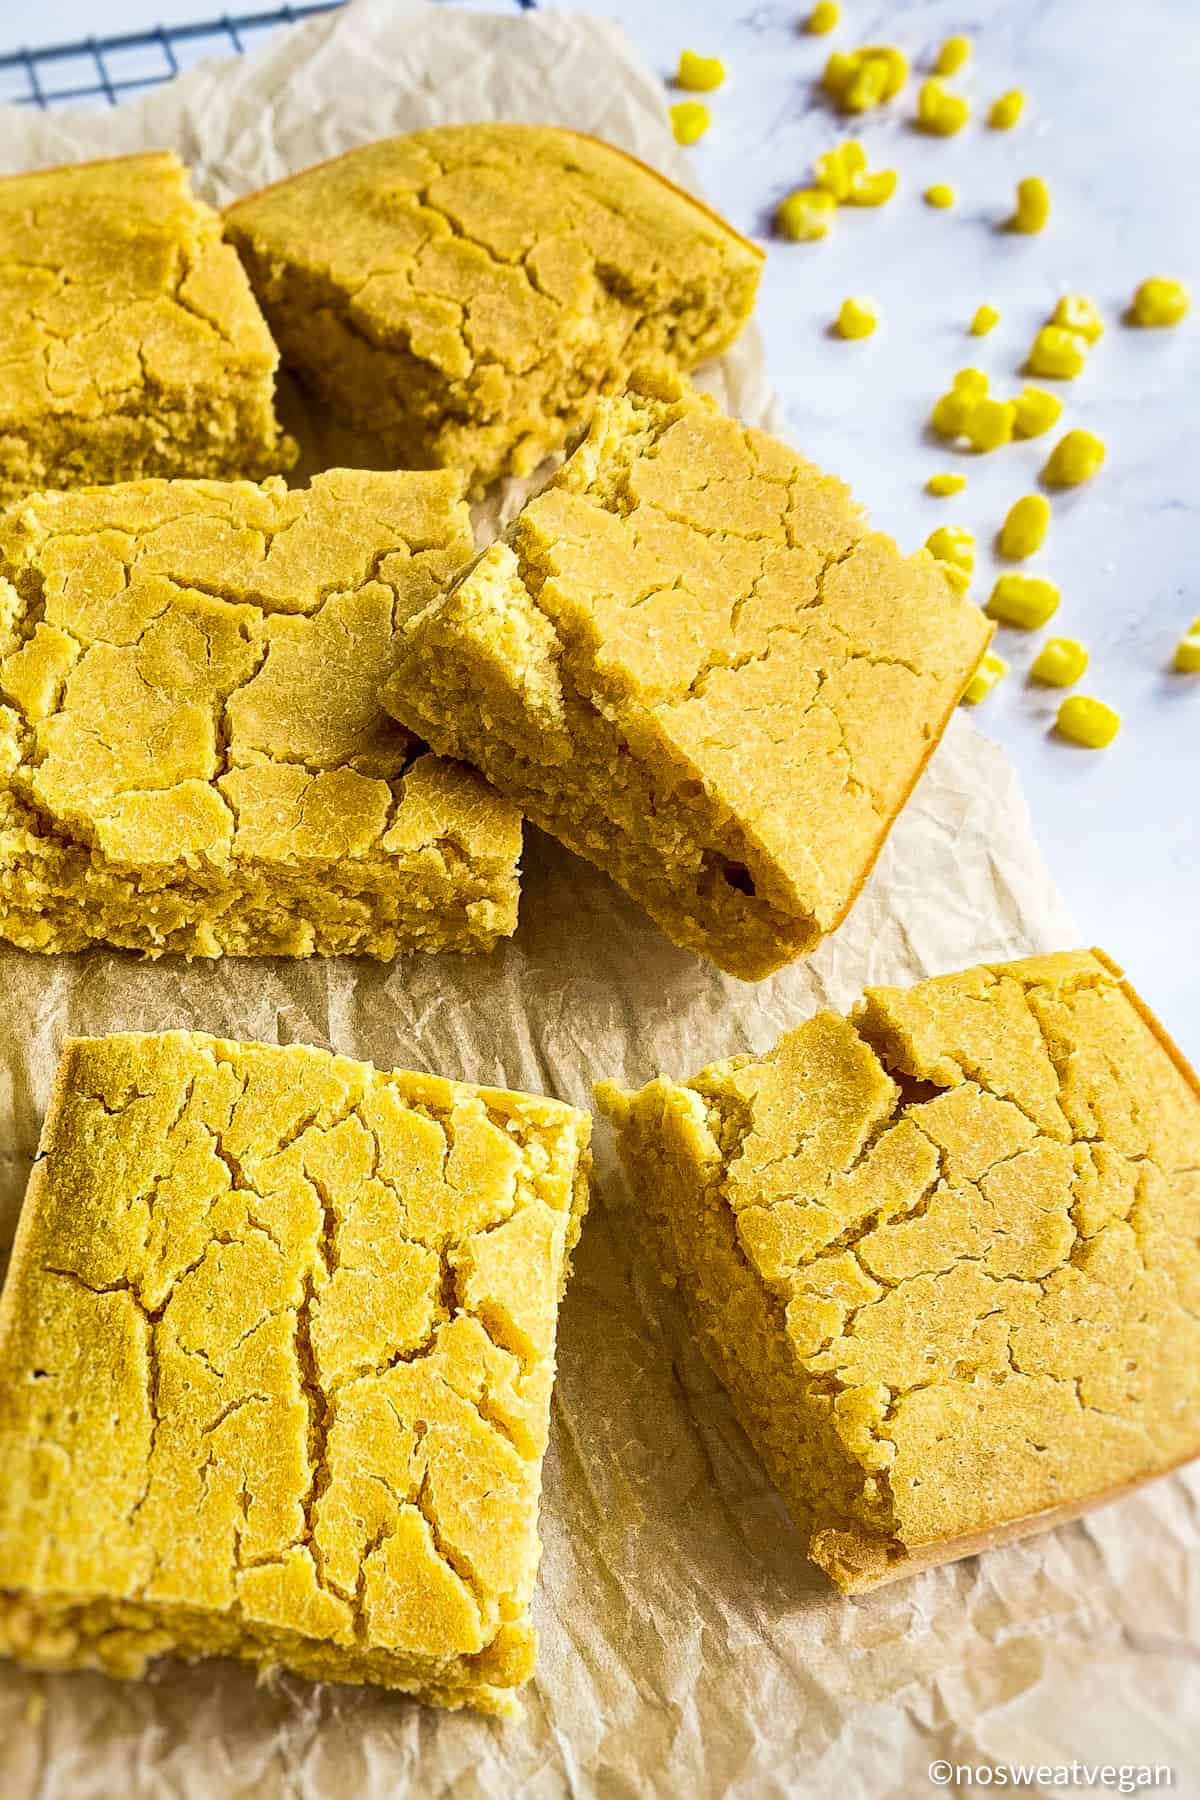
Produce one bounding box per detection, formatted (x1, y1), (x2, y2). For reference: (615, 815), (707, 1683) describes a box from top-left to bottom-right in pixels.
(0, 152), (292, 498)
(0, 1030), (591, 1714)
(0, 469), (520, 958)
(223, 125), (762, 495)
(381, 369), (993, 980)
(598, 950), (1200, 1591)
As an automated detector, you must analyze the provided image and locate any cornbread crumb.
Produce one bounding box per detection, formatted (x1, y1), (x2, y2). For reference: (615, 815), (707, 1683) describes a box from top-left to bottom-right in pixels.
(599, 950), (1200, 1590)
(0, 1032), (590, 1712)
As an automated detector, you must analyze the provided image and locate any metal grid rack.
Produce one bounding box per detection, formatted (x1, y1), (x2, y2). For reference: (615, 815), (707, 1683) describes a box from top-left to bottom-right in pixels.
(0, 1), (536, 110)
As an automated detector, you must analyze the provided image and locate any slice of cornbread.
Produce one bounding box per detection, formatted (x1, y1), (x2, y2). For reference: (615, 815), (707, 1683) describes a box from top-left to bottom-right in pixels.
(0, 469), (520, 958)
(223, 125), (762, 495)
(381, 369), (992, 980)
(0, 1031), (591, 1714)
(0, 152), (292, 498)
(598, 950), (1200, 1590)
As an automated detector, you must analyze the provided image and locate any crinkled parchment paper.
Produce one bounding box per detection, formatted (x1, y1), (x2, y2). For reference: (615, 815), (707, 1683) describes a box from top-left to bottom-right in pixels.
(0, 4), (1196, 1794)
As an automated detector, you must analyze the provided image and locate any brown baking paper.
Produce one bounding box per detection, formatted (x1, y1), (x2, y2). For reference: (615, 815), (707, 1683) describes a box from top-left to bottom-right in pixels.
(1, 4), (1196, 1793)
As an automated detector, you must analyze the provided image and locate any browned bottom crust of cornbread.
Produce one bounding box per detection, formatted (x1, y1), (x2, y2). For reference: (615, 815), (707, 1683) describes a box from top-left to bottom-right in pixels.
(0, 1031), (591, 1713)
(599, 949), (1200, 1590)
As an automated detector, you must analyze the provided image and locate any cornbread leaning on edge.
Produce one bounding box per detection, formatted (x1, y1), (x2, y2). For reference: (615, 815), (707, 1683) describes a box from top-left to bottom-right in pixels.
(0, 1031), (592, 1714)
(0, 152), (293, 498)
(381, 368), (993, 980)
(598, 950), (1200, 1590)
(0, 469), (520, 958)
(223, 124), (763, 494)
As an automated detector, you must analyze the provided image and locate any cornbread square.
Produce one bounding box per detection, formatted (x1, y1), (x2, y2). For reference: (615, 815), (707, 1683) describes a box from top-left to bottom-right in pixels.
(381, 370), (992, 980)
(223, 125), (762, 495)
(599, 951), (1200, 1591)
(0, 152), (292, 498)
(0, 1031), (591, 1714)
(0, 469), (520, 958)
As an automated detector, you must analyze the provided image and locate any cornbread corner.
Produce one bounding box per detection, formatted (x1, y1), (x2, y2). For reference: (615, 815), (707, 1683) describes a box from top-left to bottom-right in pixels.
(0, 1031), (591, 1714)
(0, 468), (521, 959)
(598, 950), (1200, 1591)
(0, 151), (293, 498)
(223, 124), (763, 495)
(380, 368), (993, 980)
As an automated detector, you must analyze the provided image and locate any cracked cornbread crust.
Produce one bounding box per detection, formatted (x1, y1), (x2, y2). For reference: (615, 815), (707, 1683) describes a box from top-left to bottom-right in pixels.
(223, 125), (762, 496)
(598, 950), (1200, 1591)
(381, 368), (993, 980)
(0, 468), (520, 959)
(0, 152), (293, 498)
(0, 1031), (591, 1714)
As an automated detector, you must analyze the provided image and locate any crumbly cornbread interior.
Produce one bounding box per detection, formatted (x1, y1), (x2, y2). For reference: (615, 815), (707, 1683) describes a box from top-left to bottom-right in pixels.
(0, 151), (292, 497)
(0, 1031), (591, 1714)
(381, 370), (992, 980)
(599, 951), (1200, 1589)
(0, 468), (521, 959)
(224, 125), (763, 495)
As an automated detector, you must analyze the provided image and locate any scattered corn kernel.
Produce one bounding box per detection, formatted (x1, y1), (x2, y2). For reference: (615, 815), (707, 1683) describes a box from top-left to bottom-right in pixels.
(1042, 428), (1106, 488)
(988, 89), (1025, 130)
(1031, 637), (1089, 687)
(924, 183), (956, 208)
(935, 34), (972, 76)
(835, 294), (880, 338)
(823, 46), (908, 112)
(962, 650), (1009, 704)
(776, 187), (838, 241)
(1056, 694), (1120, 748)
(1013, 385), (1065, 437)
(963, 395), (1017, 452)
(1009, 175), (1051, 234)
(971, 304), (1000, 336)
(847, 167), (898, 206)
(925, 524), (975, 575)
(676, 50), (726, 92)
(670, 101), (711, 145)
(1129, 277), (1191, 327)
(806, 1), (840, 33)
(813, 138), (867, 199)
(917, 77), (970, 135)
(987, 573), (1060, 630)
(927, 471), (967, 496)
(1175, 619), (1200, 672)
(1026, 325), (1087, 379)
(930, 367), (990, 438)
(999, 493), (1051, 560)
(1051, 293), (1104, 344)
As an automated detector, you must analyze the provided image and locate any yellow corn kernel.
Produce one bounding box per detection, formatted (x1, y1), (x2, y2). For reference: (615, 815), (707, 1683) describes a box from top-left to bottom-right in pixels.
(1012, 385), (1064, 438)
(846, 58), (890, 111)
(670, 101), (711, 144)
(1042, 428), (1106, 488)
(813, 138), (868, 200)
(962, 651), (1008, 704)
(677, 50), (726, 92)
(917, 77), (970, 135)
(930, 368), (989, 438)
(835, 295), (880, 338)
(1056, 694), (1120, 748)
(970, 304), (1000, 336)
(963, 396), (1017, 452)
(924, 183), (956, 208)
(926, 524), (975, 574)
(935, 34), (972, 76)
(1175, 619), (1200, 672)
(1009, 176), (1051, 234)
(824, 46), (908, 112)
(1129, 277), (1191, 327)
(776, 187), (838, 240)
(806, 1), (840, 33)
(1051, 293), (1104, 344)
(1026, 325), (1087, 379)
(987, 573), (1060, 630)
(1031, 637), (1089, 687)
(998, 493), (1051, 560)
(847, 167), (898, 206)
(988, 89), (1025, 130)
(926, 471), (967, 496)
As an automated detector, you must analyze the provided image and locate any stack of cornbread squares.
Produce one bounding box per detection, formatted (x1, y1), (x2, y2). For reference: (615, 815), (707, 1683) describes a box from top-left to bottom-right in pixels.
(0, 129), (1196, 1720)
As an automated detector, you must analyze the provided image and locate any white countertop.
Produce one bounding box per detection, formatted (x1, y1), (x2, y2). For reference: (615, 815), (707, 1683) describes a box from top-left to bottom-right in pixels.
(5, 0), (1198, 1056)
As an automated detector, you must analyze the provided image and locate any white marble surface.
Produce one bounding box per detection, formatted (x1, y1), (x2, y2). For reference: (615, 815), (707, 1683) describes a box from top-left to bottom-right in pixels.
(3, 0), (1197, 1056)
